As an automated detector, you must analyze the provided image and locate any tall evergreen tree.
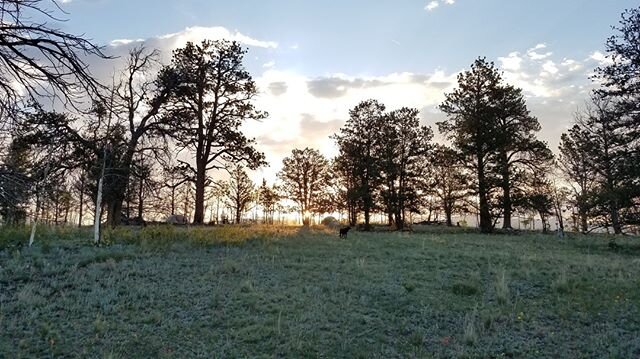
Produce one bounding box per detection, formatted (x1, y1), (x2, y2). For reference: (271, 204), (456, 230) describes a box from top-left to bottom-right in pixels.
(572, 96), (633, 234)
(593, 6), (640, 231)
(493, 84), (553, 229)
(558, 124), (598, 233)
(333, 100), (385, 230)
(378, 107), (433, 230)
(429, 145), (470, 227)
(162, 40), (266, 224)
(438, 58), (503, 233)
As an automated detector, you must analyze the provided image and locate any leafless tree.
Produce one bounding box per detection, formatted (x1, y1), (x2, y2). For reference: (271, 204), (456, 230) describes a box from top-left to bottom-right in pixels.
(0, 0), (108, 110)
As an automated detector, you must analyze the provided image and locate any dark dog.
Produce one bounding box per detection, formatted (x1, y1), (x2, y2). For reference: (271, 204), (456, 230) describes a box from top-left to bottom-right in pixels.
(339, 226), (351, 238)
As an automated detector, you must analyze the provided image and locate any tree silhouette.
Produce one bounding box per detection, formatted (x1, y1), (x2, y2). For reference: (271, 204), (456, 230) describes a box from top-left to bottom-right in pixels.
(570, 96), (633, 234)
(593, 6), (640, 231)
(521, 167), (555, 233)
(438, 58), (503, 233)
(278, 148), (331, 226)
(559, 124), (597, 233)
(378, 107), (433, 230)
(0, 0), (108, 111)
(224, 165), (255, 224)
(162, 40), (266, 224)
(0, 136), (32, 224)
(333, 100), (385, 230)
(102, 46), (177, 226)
(429, 145), (470, 227)
(333, 151), (360, 226)
(257, 179), (280, 225)
(492, 82), (553, 229)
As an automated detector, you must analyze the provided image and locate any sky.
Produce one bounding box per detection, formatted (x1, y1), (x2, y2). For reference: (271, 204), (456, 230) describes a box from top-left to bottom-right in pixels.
(53, 0), (635, 183)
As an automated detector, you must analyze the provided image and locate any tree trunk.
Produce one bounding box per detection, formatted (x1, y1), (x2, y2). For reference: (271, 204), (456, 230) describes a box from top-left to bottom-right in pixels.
(363, 207), (371, 231)
(579, 210), (588, 233)
(137, 176), (144, 220)
(539, 212), (547, 234)
(501, 185), (512, 229)
(349, 203), (357, 226)
(302, 209), (310, 226)
(105, 148), (136, 227)
(215, 198), (220, 225)
(193, 162), (206, 225)
(106, 200), (124, 228)
(396, 183), (405, 230)
(444, 203), (453, 227)
(611, 203), (622, 234)
(477, 158), (492, 234)
(78, 177), (85, 227)
(395, 210), (403, 231)
(170, 187), (176, 216)
(94, 172), (104, 244)
(500, 152), (512, 229)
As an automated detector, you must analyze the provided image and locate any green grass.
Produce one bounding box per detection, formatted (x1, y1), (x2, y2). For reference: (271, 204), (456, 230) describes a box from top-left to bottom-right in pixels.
(1, 225), (639, 358)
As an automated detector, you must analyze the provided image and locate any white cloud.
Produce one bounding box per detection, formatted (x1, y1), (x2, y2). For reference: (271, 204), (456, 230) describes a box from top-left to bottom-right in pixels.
(527, 43), (553, 60)
(155, 26), (278, 49)
(263, 60), (276, 68)
(425, 1), (439, 11)
(425, 0), (455, 11)
(561, 59), (582, 72)
(498, 52), (523, 71)
(495, 44), (602, 149)
(542, 60), (559, 76)
(109, 38), (144, 47)
(85, 26), (279, 89)
(589, 51), (613, 66)
(107, 26), (277, 60)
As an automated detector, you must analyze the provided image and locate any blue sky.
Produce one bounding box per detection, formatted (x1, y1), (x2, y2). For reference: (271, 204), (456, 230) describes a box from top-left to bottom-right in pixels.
(63, 0), (632, 75)
(56, 0), (636, 181)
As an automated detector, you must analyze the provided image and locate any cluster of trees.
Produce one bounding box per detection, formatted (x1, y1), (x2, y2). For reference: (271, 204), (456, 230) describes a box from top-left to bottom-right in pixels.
(557, 7), (640, 235)
(276, 79), (553, 233)
(273, 7), (640, 235)
(0, 38), (267, 228)
(1, 1), (639, 237)
(0, 1), (267, 233)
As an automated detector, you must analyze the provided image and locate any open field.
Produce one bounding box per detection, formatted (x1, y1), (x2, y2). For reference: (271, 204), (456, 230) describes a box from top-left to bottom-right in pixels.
(1, 226), (640, 358)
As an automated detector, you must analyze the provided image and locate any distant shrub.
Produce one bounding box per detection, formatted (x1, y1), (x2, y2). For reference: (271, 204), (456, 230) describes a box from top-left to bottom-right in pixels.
(321, 216), (340, 228)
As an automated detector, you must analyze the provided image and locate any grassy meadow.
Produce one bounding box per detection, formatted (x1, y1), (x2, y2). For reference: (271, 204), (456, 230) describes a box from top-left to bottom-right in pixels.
(1, 225), (639, 358)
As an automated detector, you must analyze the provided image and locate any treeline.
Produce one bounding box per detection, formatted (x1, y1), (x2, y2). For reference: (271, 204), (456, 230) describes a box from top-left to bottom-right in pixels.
(0, 2), (639, 236)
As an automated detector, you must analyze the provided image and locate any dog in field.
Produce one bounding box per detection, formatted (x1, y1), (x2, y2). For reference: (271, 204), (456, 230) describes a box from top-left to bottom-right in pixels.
(339, 226), (351, 238)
